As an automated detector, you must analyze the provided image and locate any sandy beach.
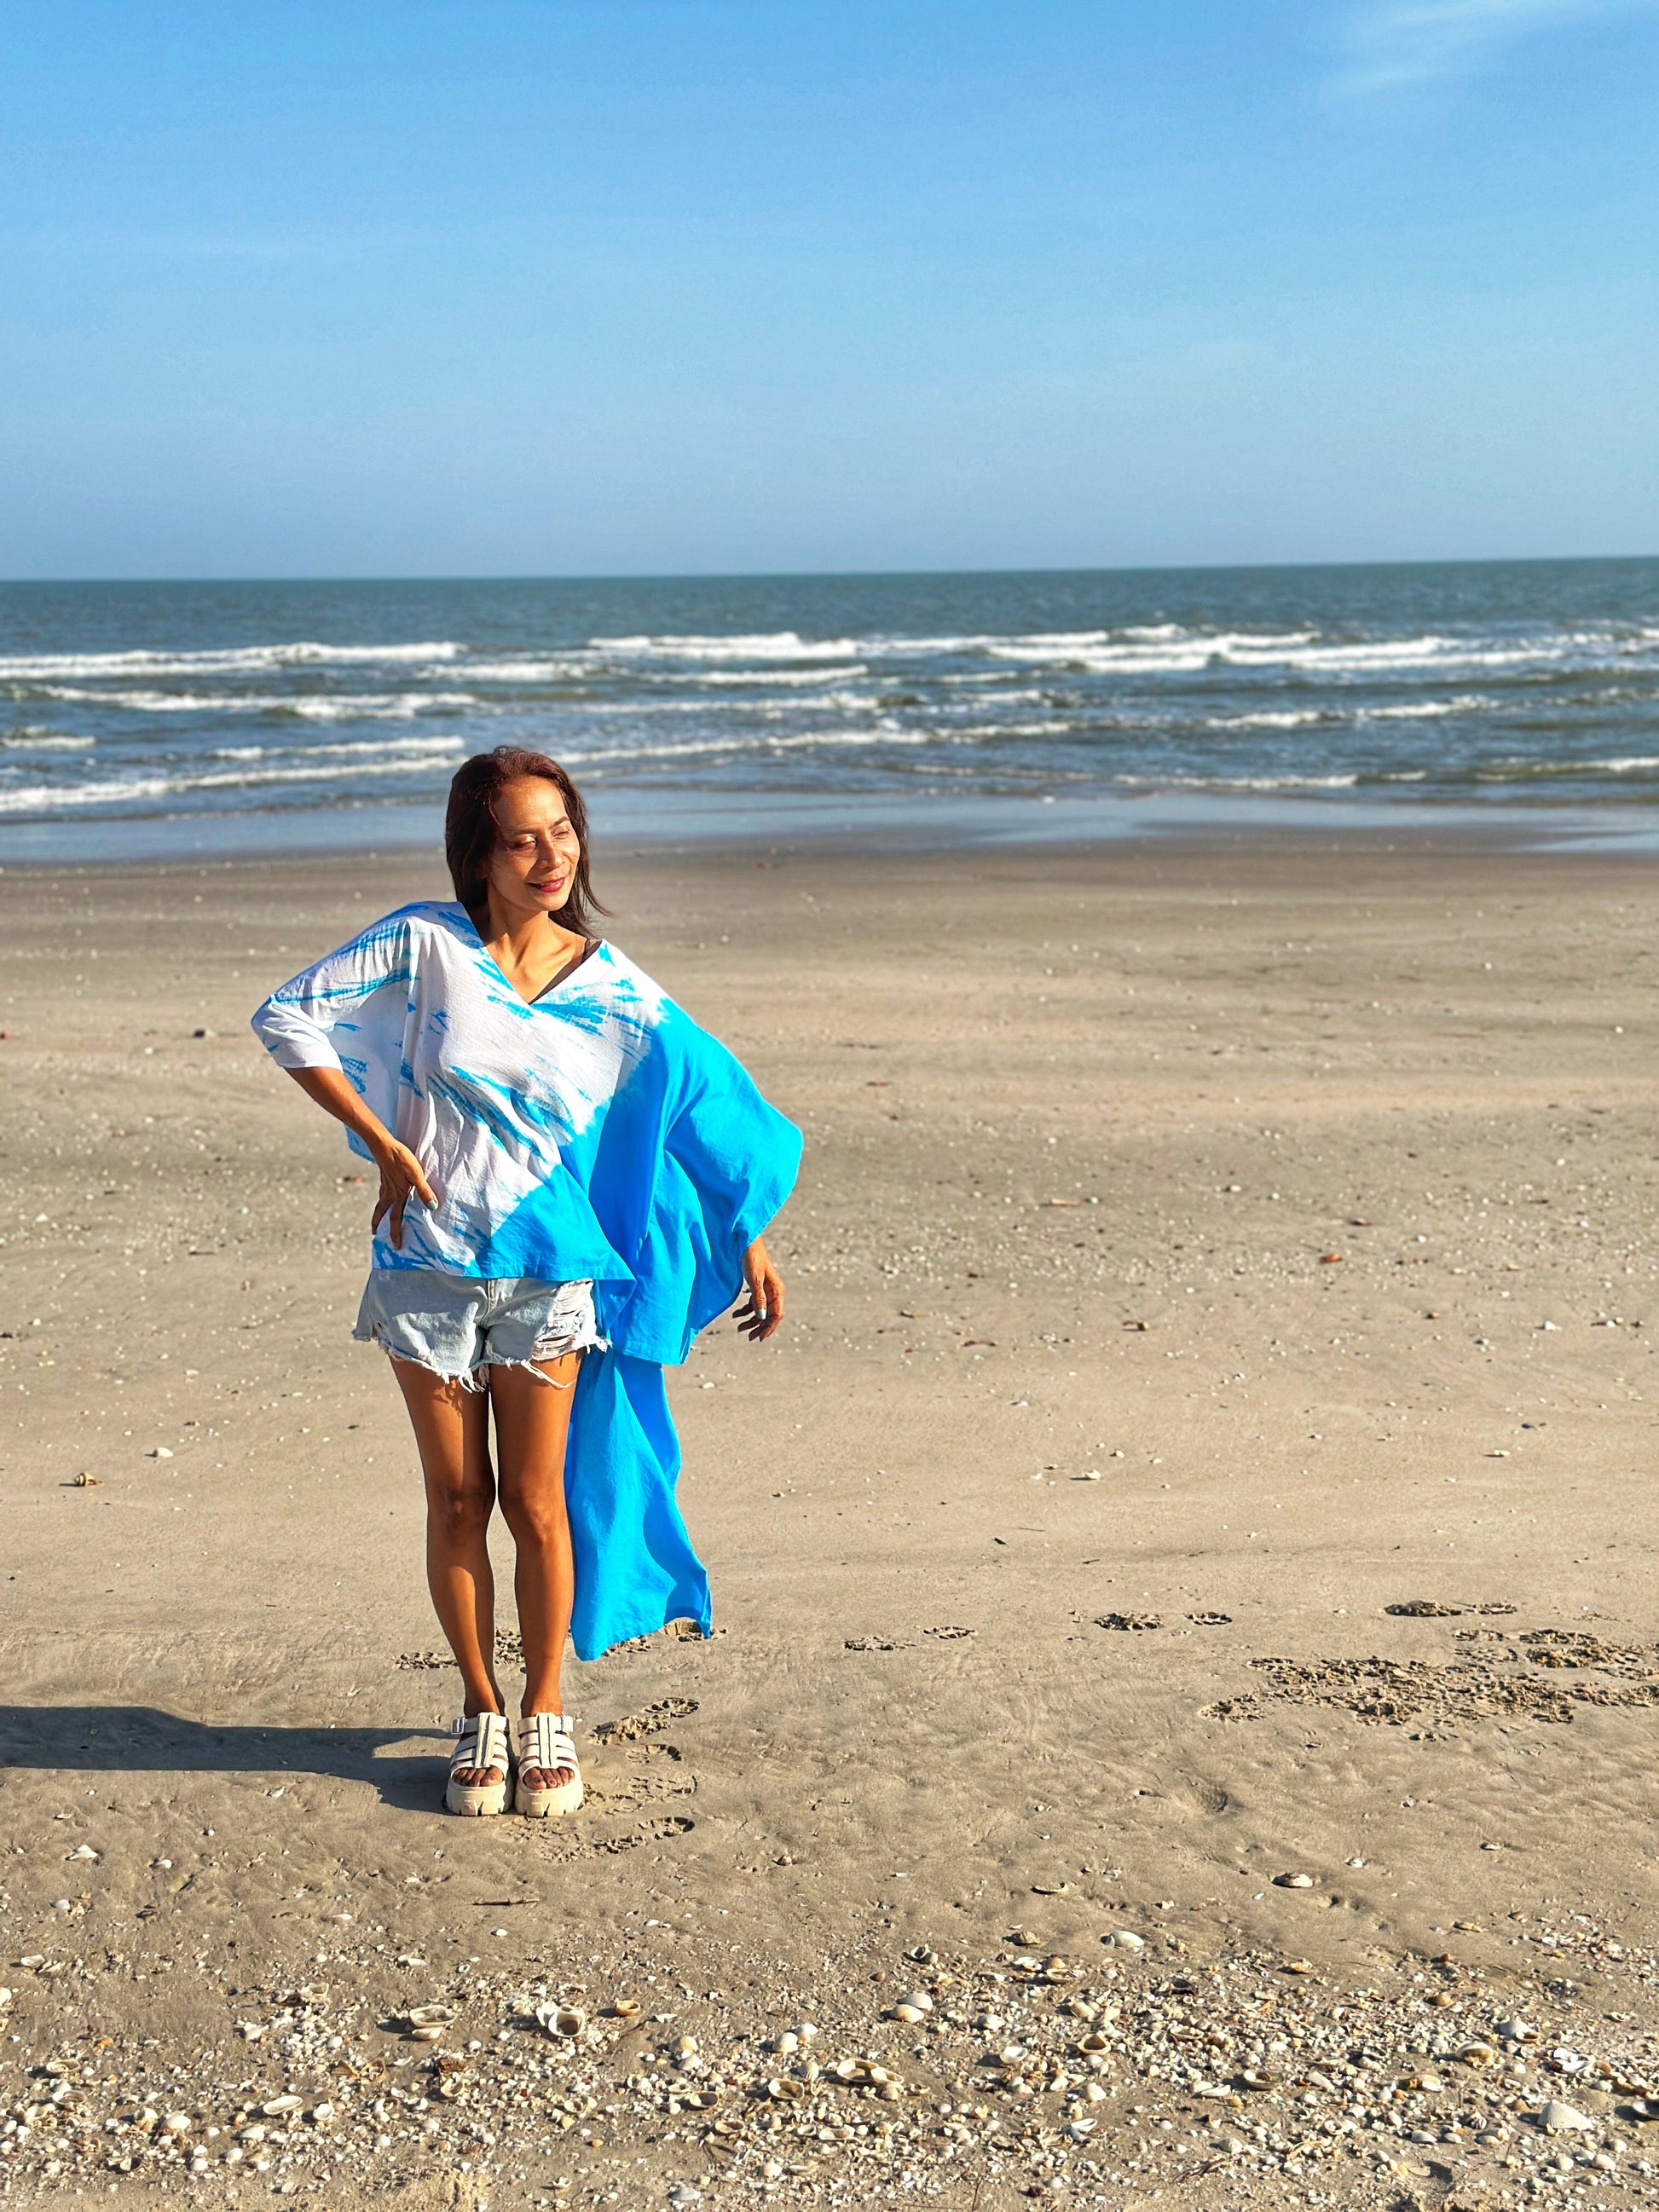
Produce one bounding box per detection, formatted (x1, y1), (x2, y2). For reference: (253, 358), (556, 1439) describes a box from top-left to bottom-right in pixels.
(3, 830), (1658, 2211)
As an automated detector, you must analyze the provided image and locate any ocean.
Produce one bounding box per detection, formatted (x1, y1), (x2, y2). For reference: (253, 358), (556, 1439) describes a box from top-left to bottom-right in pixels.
(3, 558), (1657, 860)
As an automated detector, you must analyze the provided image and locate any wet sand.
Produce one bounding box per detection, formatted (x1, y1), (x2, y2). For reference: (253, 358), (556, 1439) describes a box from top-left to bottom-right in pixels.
(2, 833), (1658, 2209)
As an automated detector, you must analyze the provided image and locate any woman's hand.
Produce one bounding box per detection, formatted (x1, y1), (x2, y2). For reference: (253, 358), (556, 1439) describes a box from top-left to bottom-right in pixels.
(735, 1236), (785, 1343)
(284, 1066), (438, 1249)
(370, 1135), (439, 1251)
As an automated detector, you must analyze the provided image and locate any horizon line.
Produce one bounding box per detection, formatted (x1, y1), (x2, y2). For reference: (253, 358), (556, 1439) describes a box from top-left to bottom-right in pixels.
(2, 550), (1657, 589)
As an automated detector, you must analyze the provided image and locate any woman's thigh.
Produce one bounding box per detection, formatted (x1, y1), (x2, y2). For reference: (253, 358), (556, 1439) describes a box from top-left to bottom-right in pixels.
(488, 1356), (581, 1521)
(390, 1356), (494, 1501)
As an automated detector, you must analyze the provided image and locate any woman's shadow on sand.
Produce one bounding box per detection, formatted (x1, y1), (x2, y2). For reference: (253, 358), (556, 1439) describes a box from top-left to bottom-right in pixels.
(0, 1705), (447, 1814)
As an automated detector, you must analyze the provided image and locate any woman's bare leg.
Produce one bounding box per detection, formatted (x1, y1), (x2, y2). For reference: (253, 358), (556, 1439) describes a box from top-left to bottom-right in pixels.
(489, 1354), (581, 1788)
(390, 1357), (504, 1786)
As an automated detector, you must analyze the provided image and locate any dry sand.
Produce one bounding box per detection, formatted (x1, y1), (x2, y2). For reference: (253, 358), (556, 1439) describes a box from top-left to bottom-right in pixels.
(2, 832), (1658, 2211)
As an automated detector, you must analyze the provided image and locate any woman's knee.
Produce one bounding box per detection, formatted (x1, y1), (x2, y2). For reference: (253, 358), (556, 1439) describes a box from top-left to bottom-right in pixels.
(500, 1481), (569, 1552)
(426, 1473), (494, 1539)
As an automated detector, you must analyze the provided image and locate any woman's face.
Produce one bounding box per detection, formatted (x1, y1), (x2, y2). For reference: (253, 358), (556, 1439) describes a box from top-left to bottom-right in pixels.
(485, 777), (582, 924)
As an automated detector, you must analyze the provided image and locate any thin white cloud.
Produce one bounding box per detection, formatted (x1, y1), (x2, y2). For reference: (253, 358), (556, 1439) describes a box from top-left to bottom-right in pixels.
(1337, 0), (1659, 93)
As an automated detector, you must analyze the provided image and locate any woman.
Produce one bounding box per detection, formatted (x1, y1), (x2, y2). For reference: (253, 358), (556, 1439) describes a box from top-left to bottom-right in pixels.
(251, 747), (800, 1818)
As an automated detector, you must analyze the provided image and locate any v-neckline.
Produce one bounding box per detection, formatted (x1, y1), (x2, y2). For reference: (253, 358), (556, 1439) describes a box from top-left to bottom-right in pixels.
(464, 909), (602, 1008)
(529, 937), (600, 1004)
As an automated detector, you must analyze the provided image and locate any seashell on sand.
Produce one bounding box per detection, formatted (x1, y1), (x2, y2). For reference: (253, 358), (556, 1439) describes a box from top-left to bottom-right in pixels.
(1540, 2101), (1595, 2134)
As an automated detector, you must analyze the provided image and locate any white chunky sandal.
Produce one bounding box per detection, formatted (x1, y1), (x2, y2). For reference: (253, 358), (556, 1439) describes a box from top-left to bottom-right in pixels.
(446, 1711), (512, 1817)
(515, 1712), (583, 1819)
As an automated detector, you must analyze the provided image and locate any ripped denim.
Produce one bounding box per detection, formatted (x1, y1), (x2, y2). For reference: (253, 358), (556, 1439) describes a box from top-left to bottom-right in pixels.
(353, 1271), (606, 1390)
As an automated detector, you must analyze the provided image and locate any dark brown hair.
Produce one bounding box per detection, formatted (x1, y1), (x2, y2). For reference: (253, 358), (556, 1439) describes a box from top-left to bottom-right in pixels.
(444, 746), (608, 933)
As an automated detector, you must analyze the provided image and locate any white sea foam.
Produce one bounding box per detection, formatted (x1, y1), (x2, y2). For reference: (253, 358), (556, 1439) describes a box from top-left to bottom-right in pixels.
(283, 692), (477, 720)
(1205, 710), (1332, 731)
(0, 774), (185, 811)
(871, 620), (1656, 678)
(0, 748), (469, 813)
(556, 725), (934, 770)
(1239, 633), (1653, 675)
(296, 735), (467, 758)
(215, 734), (465, 764)
(1364, 696), (1492, 719)
(449, 658), (595, 684)
(975, 626), (1659, 679)
(454, 650), (872, 686)
(590, 632), (863, 663)
(1481, 754), (1659, 778)
(34, 686), (477, 719)
(935, 676), (1051, 694)
(690, 666), (870, 687)
(0, 640), (462, 681)
(567, 690), (884, 719)
(1113, 771), (1362, 792)
(988, 628), (1319, 673)
(2, 730), (96, 750)
(954, 719), (1082, 740)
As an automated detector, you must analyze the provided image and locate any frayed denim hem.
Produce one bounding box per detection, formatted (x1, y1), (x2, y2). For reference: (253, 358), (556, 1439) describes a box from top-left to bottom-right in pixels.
(353, 1271), (605, 1389)
(363, 1330), (609, 1392)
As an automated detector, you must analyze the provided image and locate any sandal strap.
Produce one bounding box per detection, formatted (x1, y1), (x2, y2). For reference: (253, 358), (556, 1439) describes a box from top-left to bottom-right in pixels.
(517, 1712), (577, 1774)
(450, 1712), (511, 1776)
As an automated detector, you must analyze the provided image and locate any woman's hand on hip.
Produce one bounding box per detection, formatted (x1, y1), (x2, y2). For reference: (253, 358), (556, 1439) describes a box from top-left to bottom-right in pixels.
(735, 1237), (785, 1343)
(370, 1136), (438, 1250)
(284, 1066), (437, 1249)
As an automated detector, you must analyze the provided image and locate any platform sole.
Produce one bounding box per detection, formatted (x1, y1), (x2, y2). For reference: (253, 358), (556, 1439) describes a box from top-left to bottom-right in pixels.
(514, 1774), (584, 1819)
(444, 1777), (510, 1817)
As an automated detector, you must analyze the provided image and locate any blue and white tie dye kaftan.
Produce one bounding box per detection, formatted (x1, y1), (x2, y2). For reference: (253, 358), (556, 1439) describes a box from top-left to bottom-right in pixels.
(250, 901), (801, 1658)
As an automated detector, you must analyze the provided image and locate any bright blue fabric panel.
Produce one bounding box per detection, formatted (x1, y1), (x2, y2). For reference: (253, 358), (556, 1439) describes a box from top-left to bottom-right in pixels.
(564, 1351), (711, 1660)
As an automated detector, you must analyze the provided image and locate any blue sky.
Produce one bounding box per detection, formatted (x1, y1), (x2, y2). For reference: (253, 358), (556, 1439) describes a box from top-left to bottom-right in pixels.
(1, 0), (1655, 576)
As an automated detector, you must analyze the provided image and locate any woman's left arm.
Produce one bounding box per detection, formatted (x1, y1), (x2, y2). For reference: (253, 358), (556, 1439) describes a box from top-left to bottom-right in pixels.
(735, 1236), (785, 1343)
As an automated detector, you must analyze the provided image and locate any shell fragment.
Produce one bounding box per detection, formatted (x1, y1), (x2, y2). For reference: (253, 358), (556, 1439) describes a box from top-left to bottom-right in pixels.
(1540, 2102), (1595, 2134)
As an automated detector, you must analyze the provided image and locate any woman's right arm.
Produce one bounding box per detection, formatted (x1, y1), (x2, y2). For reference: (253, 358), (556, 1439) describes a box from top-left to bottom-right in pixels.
(251, 915), (436, 1250)
(284, 1066), (436, 1252)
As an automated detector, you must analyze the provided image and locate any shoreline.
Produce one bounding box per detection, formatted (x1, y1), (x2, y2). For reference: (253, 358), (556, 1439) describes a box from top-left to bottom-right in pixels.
(12, 788), (1659, 875)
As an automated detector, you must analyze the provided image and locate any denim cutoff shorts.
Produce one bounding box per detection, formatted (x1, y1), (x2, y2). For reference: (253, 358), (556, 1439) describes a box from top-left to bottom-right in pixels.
(353, 1271), (606, 1389)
